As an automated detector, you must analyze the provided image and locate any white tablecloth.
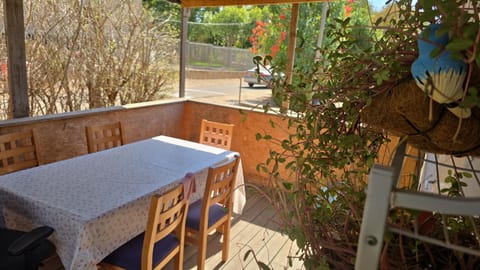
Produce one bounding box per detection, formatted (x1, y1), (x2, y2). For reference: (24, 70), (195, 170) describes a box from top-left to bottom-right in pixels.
(0, 136), (245, 270)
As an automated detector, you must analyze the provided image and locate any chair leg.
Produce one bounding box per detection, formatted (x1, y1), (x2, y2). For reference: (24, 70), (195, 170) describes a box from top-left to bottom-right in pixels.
(222, 221), (231, 262)
(197, 233), (208, 270)
(174, 246), (183, 270)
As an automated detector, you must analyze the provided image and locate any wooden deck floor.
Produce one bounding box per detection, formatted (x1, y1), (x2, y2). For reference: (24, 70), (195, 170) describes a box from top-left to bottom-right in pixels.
(178, 188), (304, 270)
(41, 187), (304, 270)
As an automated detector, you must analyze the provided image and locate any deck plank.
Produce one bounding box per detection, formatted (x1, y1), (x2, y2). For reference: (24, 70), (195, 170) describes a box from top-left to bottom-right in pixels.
(242, 224), (289, 269)
(216, 206), (278, 269)
(184, 191), (274, 269)
(268, 235), (304, 270)
(181, 192), (267, 268)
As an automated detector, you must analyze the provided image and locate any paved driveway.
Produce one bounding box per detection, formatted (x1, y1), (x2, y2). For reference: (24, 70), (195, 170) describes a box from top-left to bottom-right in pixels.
(174, 78), (273, 107)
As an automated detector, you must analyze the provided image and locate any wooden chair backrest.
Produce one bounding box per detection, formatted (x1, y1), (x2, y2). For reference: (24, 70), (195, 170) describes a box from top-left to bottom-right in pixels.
(199, 119), (234, 150)
(142, 184), (188, 270)
(85, 122), (126, 153)
(0, 130), (40, 175)
(200, 156), (239, 230)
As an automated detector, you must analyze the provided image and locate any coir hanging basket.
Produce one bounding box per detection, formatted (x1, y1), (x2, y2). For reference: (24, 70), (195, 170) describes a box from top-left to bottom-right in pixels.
(361, 80), (480, 156)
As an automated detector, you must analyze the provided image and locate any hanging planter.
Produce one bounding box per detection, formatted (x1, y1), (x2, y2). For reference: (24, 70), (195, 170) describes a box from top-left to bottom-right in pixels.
(361, 79), (480, 156)
(358, 13), (480, 156)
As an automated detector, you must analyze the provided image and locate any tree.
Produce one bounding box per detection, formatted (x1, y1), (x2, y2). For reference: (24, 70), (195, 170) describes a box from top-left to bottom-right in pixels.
(142, 0), (181, 36)
(187, 7), (222, 44)
(187, 6), (267, 48)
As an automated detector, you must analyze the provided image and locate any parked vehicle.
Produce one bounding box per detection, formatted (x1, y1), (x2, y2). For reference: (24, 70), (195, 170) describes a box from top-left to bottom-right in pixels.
(243, 65), (283, 88)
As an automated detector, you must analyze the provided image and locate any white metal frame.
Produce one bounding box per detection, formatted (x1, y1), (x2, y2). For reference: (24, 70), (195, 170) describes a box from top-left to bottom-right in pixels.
(355, 142), (480, 269)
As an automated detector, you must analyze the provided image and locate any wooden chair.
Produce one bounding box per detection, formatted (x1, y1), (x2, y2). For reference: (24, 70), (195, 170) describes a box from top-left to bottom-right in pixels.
(185, 156), (240, 270)
(199, 119), (234, 150)
(0, 130), (40, 175)
(85, 122), (126, 153)
(99, 184), (188, 270)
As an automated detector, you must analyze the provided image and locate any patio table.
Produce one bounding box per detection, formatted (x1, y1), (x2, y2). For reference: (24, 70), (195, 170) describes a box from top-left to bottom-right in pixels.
(0, 135), (245, 270)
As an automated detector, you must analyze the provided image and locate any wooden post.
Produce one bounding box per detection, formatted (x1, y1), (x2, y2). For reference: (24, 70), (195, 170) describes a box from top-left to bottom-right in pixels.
(282, 3), (299, 111)
(179, 8), (190, 98)
(3, 0), (29, 118)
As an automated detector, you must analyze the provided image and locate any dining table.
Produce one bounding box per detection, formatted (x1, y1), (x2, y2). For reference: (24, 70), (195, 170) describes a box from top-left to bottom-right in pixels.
(0, 135), (246, 270)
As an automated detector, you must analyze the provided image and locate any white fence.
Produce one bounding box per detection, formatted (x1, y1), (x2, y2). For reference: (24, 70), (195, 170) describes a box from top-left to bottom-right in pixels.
(187, 42), (255, 71)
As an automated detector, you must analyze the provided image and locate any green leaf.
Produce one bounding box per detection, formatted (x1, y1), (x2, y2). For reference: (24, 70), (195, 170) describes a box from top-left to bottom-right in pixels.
(269, 120), (276, 128)
(282, 182), (293, 190)
(435, 25), (449, 38)
(446, 39), (474, 51)
(463, 23), (478, 40)
(256, 164), (264, 173)
(239, 110), (247, 123)
(296, 232), (305, 248)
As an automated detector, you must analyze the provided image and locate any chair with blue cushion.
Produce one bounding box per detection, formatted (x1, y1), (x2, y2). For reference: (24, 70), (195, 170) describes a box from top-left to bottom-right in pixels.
(185, 156), (239, 270)
(99, 184), (188, 270)
(0, 226), (56, 270)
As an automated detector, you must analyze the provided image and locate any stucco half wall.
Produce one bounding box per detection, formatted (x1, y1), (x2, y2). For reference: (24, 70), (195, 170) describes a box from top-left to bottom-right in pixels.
(0, 99), (291, 186)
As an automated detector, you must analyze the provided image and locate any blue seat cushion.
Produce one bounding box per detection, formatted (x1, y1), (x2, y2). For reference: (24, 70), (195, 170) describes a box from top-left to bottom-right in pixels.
(101, 232), (179, 270)
(186, 199), (228, 231)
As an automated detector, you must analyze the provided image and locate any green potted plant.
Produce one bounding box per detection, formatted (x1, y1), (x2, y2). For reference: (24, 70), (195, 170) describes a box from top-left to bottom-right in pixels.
(251, 0), (480, 268)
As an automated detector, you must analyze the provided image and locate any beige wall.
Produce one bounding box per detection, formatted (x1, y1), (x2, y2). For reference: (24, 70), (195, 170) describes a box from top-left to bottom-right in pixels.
(0, 100), (186, 165)
(182, 100), (293, 185)
(0, 99), (291, 185)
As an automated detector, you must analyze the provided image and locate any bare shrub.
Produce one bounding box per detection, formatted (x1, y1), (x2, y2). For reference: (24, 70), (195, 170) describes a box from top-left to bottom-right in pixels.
(0, 0), (178, 117)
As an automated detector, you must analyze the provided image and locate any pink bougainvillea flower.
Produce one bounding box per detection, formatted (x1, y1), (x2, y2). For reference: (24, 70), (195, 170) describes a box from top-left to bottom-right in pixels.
(280, 31), (287, 41)
(271, 44), (280, 57)
(279, 14), (286, 20)
(348, 0), (354, 3)
(345, 5), (352, 17)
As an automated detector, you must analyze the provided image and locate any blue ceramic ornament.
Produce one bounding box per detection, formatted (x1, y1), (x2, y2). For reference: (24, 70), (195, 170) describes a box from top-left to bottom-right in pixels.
(411, 23), (470, 119)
